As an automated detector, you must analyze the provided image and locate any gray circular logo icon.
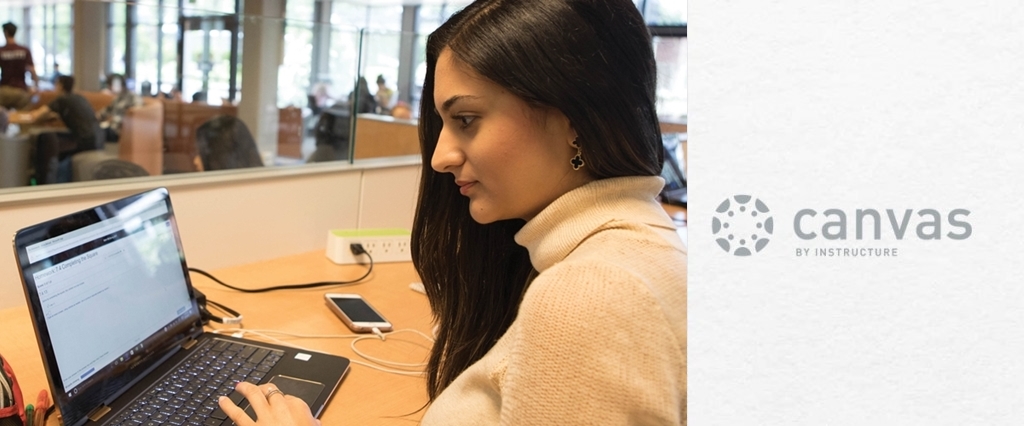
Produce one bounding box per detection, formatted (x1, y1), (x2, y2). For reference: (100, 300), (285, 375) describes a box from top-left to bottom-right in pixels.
(712, 195), (773, 256)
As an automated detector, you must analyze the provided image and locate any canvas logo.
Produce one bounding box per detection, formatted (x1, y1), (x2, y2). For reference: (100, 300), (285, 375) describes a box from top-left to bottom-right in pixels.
(712, 193), (973, 258)
(712, 195), (773, 256)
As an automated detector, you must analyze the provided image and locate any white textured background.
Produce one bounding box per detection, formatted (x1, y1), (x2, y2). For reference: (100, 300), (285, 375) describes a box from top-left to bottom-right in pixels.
(689, 0), (1024, 424)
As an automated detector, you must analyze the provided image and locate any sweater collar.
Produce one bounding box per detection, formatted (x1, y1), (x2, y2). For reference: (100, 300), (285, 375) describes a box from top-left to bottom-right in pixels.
(514, 176), (676, 272)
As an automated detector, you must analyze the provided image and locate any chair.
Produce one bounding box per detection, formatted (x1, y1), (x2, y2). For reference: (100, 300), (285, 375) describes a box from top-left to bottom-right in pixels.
(0, 134), (32, 188)
(194, 115), (263, 171)
(308, 94), (322, 116)
(90, 158), (150, 180)
(71, 148), (117, 182)
(306, 106), (351, 163)
(162, 100), (239, 173)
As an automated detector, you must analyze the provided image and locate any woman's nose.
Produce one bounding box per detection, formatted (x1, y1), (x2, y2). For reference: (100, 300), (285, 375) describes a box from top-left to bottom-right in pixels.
(431, 129), (463, 173)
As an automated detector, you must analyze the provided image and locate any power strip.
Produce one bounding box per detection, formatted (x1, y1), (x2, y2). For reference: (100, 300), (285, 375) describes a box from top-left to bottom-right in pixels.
(326, 228), (412, 264)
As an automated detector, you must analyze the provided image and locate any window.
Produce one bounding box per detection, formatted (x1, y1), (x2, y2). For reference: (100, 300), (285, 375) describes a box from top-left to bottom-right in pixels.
(0, 3), (73, 90)
(279, 0), (316, 108)
(182, 0), (235, 16)
(636, 0), (687, 26)
(654, 36), (687, 120)
(135, 2), (164, 95)
(357, 4), (402, 103)
(0, 6), (25, 47)
(66, 0), (686, 170)
(637, 0), (687, 118)
(51, 4), (74, 86)
(108, 3), (127, 76)
(124, 1), (179, 95)
(411, 3), (470, 115)
(159, 5), (178, 95)
(327, 4), (363, 104)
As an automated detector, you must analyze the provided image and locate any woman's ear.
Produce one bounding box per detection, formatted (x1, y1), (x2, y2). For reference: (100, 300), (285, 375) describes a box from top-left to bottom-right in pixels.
(554, 111), (576, 149)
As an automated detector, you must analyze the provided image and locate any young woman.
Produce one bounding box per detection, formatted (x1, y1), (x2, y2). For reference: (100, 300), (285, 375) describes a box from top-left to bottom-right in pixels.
(219, 0), (686, 424)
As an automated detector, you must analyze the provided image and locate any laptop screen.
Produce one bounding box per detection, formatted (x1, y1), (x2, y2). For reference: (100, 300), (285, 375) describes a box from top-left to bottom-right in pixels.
(14, 188), (201, 413)
(660, 145), (686, 192)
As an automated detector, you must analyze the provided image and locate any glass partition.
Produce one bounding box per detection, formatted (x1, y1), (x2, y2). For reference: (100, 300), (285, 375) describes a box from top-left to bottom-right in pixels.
(0, 0), (683, 193)
(0, 0), (394, 191)
(343, 27), (419, 161)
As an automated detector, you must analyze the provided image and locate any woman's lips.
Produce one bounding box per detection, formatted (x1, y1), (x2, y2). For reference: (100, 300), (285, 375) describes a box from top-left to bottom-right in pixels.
(456, 180), (476, 195)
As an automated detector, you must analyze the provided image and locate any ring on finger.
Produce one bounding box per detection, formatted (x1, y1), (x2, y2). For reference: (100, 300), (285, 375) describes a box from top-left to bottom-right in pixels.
(265, 389), (284, 399)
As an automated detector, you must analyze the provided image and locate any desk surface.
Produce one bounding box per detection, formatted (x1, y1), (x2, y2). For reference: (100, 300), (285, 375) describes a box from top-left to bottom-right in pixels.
(1, 208), (686, 425)
(0, 251), (432, 425)
(8, 111), (64, 130)
(8, 111), (32, 124)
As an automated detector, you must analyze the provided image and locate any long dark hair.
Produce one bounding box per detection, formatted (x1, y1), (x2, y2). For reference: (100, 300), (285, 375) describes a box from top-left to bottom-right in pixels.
(195, 115), (264, 171)
(411, 0), (662, 400)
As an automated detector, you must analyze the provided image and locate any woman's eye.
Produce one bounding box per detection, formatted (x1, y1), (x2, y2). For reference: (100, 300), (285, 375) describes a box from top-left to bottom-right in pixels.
(456, 115), (476, 128)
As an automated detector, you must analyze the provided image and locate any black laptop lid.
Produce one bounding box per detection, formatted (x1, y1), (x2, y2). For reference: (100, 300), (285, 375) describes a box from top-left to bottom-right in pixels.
(13, 188), (203, 426)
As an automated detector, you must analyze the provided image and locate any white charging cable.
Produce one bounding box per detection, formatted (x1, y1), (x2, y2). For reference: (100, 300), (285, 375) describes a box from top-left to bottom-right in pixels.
(210, 327), (434, 376)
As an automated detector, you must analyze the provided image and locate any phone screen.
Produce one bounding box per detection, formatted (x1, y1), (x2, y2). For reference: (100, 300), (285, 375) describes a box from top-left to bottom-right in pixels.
(330, 297), (386, 323)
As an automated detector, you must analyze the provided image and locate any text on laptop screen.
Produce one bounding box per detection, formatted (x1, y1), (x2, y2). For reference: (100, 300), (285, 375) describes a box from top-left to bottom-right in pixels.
(22, 199), (193, 392)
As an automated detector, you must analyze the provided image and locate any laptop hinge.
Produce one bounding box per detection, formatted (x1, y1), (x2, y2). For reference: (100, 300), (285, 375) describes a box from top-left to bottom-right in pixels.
(87, 405), (112, 422)
(182, 338), (199, 350)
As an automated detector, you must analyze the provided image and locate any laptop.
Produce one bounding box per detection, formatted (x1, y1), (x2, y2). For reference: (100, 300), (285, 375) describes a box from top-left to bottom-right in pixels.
(12, 188), (350, 426)
(660, 144), (687, 207)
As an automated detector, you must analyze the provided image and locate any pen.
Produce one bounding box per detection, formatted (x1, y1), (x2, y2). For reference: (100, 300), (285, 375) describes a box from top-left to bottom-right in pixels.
(25, 403), (34, 426)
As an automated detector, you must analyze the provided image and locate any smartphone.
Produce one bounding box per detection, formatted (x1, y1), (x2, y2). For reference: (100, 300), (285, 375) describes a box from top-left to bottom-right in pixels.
(324, 293), (393, 333)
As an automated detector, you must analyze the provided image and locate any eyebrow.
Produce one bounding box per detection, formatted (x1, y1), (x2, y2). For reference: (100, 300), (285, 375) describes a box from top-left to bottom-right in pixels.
(439, 95), (481, 114)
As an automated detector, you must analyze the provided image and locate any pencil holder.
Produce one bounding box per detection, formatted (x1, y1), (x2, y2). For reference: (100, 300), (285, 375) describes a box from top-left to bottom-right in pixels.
(0, 353), (25, 426)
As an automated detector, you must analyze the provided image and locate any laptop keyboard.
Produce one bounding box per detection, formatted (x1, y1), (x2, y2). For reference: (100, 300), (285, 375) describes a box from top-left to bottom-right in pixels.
(106, 339), (284, 426)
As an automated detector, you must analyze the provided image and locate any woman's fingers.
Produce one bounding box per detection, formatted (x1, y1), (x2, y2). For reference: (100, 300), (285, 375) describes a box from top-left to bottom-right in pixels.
(217, 395), (255, 426)
(216, 381), (318, 426)
(237, 382), (275, 413)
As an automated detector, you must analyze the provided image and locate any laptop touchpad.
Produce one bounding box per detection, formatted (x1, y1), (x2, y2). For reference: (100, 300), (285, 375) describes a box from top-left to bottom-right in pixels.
(244, 375), (325, 420)
(267, 375), (324, 407)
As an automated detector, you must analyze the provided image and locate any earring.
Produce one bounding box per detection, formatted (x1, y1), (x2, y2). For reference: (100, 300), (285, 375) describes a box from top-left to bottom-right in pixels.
(570, 138), (584, 171)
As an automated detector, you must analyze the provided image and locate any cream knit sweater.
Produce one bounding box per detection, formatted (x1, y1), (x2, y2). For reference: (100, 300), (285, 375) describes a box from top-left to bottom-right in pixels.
(421, 176), (687, 425)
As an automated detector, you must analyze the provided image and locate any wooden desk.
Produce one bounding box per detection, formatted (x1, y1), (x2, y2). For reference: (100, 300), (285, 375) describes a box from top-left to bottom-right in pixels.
(29, 91), (114, 114)
(8, 111), (35, 125)
(660, 119), (687, 135)
(353, 114), (419, 160)
(8, 112), (64, 130)
(0, 251), (431, 425)
(663, 203), (687, 228)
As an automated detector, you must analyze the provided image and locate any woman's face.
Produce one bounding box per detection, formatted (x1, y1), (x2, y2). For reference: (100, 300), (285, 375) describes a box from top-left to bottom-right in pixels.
(431, 49), (592, 224)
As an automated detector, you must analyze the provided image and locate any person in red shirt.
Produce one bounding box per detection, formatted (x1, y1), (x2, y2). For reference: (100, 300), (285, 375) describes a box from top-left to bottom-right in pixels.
(0, 22), (38, 110)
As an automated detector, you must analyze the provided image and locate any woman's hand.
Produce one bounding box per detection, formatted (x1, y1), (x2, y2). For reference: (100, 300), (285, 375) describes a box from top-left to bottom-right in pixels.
(218, 382), (320, 426)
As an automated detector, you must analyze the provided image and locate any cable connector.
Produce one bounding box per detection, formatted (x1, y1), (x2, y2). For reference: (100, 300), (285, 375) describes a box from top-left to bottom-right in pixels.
(350, 243), (367, 256)
(371, 327), (386, 341)
(222, 315), (244, 325)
